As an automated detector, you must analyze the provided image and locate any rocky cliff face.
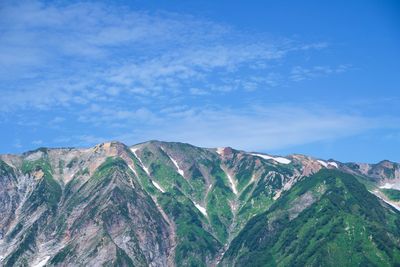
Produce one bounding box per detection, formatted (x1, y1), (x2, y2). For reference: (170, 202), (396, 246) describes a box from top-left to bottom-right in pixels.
(0, 141), (399, 266)
(0, 143), (172, 267)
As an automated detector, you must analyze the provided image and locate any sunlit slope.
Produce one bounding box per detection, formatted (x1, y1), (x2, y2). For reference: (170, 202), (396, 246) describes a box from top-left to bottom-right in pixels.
(0, 141), (399, 266)
(221, 169), (400, 266)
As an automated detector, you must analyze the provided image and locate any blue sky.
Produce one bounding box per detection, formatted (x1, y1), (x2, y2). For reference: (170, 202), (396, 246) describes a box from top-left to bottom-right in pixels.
(0, 0), (399, 163)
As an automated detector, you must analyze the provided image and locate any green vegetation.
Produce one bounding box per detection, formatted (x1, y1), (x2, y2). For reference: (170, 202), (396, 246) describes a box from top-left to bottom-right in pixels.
(382, 188), (400, 201)
(158, 191), (221, 266)
(66, 157), (79, 168)
(151, 161), (194, 195)
(235, 165), (288, 234)
(0, 159), (15, 177)
(66, 157), (134, 230)
(6, 222), (23, 241)
(50, 244), (75, 264)
(22, 157), (62, 212)
(58, 159), (64, 174)
(206, 164), (234, 242)
(222, 169), (400, 267)
(2, 142), (400, 267)
(114, 247), (135, 267)
(4, 223), (38, 267)
(226, 155), (255, 191)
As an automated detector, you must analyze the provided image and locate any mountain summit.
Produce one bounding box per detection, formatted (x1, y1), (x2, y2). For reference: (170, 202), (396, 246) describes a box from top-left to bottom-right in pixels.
(0, 141), (399, 266)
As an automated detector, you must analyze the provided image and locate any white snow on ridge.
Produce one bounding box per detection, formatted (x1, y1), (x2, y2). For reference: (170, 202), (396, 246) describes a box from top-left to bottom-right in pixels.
(317, 160), (338, 168)
(152, 180), (165, 193)
(380, 183), (394, 189)
(193, 201), (207, 216)
(131, 148), (150, 176)
(328, 162), (338, 168)
(250, 153), (291, 164)
(33, 256), (50, 267)
(274, 157), (292, 164)
(379, 183), (400, 190)
(216, 147), (224, 156)
(250, 153), (273, 160)
(317, 160), (328, 167)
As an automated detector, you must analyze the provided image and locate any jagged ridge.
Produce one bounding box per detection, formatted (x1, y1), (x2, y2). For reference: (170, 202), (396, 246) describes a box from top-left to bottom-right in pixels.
(0, 140), (399, 266)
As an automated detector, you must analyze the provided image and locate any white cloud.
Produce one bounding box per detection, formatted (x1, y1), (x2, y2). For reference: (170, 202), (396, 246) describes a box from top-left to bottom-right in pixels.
(50, 116), (65, 124)
(1, 1), (369, 154)
(190, 88), (209, 95)
(77, 106), (159, 127)
(0, 0), (334, 112)
(72, 104), (396, 152)
(290, 64), (351, 81)
(132, 105), (377, 151)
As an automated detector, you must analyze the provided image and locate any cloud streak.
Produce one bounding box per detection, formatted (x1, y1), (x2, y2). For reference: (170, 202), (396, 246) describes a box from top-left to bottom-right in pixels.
(1, 0), (379, 156)
(125, 105), (391, 150)
(0, 0), (334, 112)
(51, 104), (398, 153)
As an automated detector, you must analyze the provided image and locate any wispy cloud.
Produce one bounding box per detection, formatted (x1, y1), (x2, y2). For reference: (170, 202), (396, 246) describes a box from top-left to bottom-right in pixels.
(0, 0), (337, 113)
(53, 104), (398, 152)
(1, 0), (371, 154)
(290, 64), (351, 81)
(128, 105), (393, 151)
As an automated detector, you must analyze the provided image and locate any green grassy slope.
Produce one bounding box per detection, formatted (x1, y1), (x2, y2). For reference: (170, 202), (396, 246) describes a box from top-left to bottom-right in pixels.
(221, 169), (400, 267)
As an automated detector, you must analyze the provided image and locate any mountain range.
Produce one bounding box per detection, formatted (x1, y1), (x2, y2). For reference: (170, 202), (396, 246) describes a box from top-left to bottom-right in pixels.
(0, 140), (399, 266)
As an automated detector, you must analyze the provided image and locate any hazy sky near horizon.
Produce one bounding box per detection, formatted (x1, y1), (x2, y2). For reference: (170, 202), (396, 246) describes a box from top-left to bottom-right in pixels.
(0, 0), (399, 162)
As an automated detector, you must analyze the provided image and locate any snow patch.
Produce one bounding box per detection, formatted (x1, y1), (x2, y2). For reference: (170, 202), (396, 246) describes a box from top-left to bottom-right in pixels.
(328, 162), (338, 168)
(226, 172), (238, 195)
(380, 183), (394, 189)
(251, 153), (273, 160)
(317, 160), (328, 168)
(250, 153), (291, 164)
(32, 256), (50, 267)
(317, 160), (338, 168)
(170, 156), (185, 177)
(131, 148), (150, 176)
(216, 147), (224, 156)
(193, 201), (207, 216)
(380, 182), (400, 190)
(152, 180), (165, 193)
(160, 146), (185, 177)
(167, 154), (185, 177)
(273, 157), (292, 164)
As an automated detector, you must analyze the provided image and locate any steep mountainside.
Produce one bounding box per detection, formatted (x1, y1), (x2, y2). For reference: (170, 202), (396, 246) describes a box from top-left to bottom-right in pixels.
(221, 170), (400, 266)
(0, 141), (399, 266)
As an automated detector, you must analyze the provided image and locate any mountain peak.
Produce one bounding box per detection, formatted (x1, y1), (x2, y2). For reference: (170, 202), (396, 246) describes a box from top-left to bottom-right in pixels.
(216, 146), (234, 157)
(0, 140), (400, 266)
